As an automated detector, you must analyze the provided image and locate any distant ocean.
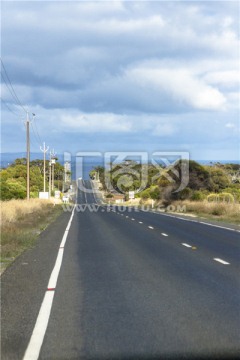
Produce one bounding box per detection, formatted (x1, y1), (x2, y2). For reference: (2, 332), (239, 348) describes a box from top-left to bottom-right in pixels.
(1, 153), (239, 180)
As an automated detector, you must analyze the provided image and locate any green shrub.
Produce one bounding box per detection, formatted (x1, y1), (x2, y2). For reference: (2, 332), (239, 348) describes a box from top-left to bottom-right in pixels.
(177, 187), (192, 200)
(139, 188), (151, 199)
(191, 191), (206, 201)
(150, 186), (161, 200)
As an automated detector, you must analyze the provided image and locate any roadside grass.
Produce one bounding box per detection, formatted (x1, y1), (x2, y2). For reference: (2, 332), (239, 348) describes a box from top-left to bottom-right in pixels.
(168, 200), (240, 225)
(0, 199), (63, 273)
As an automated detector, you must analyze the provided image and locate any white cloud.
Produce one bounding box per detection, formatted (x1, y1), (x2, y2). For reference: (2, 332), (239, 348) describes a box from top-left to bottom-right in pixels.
(203, 70), (240, 88)
(59, 113), (132, 133)
(225, 123), (235, 129)
(126, 67), (226, 110)
(152, 123), (177, 137)
(1, 1), (239, 159)
(222, 16), (234, 28)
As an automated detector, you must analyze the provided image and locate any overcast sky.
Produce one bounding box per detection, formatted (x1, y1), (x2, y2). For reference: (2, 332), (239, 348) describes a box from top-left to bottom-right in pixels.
(1, 1), (239, 160)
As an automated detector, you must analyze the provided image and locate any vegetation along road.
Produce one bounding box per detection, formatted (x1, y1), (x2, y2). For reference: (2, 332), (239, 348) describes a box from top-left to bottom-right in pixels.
(1, 180), (240, 360)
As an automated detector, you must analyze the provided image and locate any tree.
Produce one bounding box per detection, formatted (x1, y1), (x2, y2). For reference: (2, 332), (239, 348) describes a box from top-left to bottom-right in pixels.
(207, 167), (230, 191)
(0, 158), (65, 200)
(11, 158), (27, 166)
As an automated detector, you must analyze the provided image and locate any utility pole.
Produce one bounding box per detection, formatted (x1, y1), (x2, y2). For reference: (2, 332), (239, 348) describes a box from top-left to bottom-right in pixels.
(49, 153), (52, 198)
(52, 159), (54, 191)
(40, 142), (49, 192)
(50, 149), (56, 192)
(26, 112), (30, 200)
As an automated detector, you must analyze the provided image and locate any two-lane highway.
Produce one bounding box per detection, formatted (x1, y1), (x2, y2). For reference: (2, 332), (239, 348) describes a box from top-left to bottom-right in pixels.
(1, 180), (240, 359)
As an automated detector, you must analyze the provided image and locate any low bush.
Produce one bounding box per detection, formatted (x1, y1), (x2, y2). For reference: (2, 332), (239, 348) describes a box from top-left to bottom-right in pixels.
(190, 190), (206, 201)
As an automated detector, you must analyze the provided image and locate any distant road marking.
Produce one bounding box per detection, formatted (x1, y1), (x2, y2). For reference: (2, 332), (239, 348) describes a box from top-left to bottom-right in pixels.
(131, 218), (135, 221)
(148, 226), (154, 229)
(121, 214), (124, 216)
(91, 183), (99, 204)
(182, 243), (192, 248)
(23, 205), (76, 360)
(126, 216), (129, 218)
(139, 221), (143, 224)
(82, 181), (88, 203)
(214, 258), (230, 265)
(161, 233), (168, 236)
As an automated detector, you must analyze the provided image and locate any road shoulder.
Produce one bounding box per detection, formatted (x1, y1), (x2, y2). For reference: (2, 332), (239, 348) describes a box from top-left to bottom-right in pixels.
(1, 210), (72, 360)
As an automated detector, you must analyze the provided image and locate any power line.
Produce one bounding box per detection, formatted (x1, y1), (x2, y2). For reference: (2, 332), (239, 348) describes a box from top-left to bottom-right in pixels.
(0, 97), (21, 117)
(30, 121), (43, 148)
(0, 71), (25, 112)
(22, 116), (39, 151)
(32, 115), (42, 144)
(0, 57), (28, 114)
(30, 122), (40, 146)
(29, 114), (43, 148)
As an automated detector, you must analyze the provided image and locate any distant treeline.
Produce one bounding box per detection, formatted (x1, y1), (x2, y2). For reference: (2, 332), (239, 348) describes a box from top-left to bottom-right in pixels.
(90, 160), (240, 203)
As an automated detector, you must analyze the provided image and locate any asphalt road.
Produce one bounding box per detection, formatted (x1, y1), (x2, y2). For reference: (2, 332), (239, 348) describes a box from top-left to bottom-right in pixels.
(1, 180), (240, 360)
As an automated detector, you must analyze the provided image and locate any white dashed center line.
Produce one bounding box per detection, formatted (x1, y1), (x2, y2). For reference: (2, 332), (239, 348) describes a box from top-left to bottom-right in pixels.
(214, 258), (230, 265)
(161, 233), (168, 237)
(139, 221), (143, 224)
(148, 226), (154, 229)
(182, 243), (192, 248)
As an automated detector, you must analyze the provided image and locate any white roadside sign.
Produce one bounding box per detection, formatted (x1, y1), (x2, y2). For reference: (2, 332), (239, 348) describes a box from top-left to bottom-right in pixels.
(129, 191), (135, 199)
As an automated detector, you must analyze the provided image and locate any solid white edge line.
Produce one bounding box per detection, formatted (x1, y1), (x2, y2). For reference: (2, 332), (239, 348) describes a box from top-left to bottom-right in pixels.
(23, 205), (75, 360)
(214, 258), (230, 265)
(47, 249), (64, 289)
(23, 291), (55, 360)
(199, 221), (238, 232)
(60, 232), (68, 248)
(139, 209), (240, 233)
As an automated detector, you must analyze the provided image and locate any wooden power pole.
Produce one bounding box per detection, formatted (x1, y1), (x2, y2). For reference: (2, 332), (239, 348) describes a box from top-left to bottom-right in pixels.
(40, 142), (49, 192)
(26, 112), (30, 200)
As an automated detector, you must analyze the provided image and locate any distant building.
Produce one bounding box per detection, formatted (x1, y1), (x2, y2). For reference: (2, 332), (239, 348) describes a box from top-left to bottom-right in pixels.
(110, 191), (125, 203)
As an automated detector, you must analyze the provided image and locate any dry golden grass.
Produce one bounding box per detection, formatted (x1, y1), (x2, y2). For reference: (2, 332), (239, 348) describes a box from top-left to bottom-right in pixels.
(170, 200), (240, 224)
(1, 199), (54, 225)
(0, 199), (63, 273)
